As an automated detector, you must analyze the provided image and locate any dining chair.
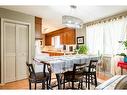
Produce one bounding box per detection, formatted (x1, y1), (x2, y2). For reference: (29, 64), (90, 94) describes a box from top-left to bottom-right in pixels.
(26, 61), (51, 90)
(83, 60), (98, 89)
(63, 63), (86, 89)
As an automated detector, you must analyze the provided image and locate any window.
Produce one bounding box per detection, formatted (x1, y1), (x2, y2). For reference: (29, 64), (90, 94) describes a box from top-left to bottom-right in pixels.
(52, 36), (60, 48)
(86, 17), (127, 55)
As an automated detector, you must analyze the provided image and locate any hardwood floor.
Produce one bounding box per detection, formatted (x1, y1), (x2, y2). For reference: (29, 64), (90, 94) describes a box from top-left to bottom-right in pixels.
(0, 72), (111, 90)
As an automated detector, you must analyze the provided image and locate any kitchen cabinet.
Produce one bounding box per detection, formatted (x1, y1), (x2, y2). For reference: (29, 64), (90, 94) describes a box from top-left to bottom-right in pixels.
(60, 28), (76, 45)
(45, 27), (76, 46)
(45, 35), (52, 46)
(35, 17), (42, 40)
(60, 32), (66, 44)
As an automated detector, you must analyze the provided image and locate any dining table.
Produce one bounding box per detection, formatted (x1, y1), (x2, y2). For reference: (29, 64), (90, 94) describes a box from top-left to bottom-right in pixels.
(36, 54), (99, 89)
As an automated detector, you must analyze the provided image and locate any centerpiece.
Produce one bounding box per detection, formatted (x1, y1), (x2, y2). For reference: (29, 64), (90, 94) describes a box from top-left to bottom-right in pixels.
(74, 44), (88, 54)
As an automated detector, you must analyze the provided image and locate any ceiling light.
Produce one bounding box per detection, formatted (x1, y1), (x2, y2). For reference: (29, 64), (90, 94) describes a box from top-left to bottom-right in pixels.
(62, 5), (84, 29)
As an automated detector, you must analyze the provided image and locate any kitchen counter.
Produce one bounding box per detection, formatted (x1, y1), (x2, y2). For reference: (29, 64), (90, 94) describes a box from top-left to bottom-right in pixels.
(42, 51), (75, 56)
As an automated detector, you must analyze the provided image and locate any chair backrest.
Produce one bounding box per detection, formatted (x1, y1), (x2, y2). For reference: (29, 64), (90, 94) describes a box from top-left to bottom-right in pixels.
(33, 58), (51, 76)
(73, 63), (86, 78)
(26, 62), (36, 77)
(41, 61), (52, 76)
(88, 60), (98, 72)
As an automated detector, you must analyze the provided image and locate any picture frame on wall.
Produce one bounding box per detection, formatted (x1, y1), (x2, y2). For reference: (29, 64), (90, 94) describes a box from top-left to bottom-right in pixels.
(77, 36), (84, 44)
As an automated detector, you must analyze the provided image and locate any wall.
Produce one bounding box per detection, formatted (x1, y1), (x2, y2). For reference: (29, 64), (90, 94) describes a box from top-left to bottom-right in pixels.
(76, 24), (86, 44)
(0, 8), (35, 83)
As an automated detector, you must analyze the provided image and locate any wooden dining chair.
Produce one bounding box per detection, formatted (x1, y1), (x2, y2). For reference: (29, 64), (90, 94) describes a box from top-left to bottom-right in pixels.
(26, 60), (51, 90)
(83, 60), (98, 89)
(63, 63), (86, 89)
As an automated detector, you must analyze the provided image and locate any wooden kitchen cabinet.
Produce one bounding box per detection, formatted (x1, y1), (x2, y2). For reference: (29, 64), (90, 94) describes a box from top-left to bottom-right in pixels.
(66, 30), (75, 44)
(60, 32), (66, 44)
(60, 28), (76, 45)
(45, 35), (51, 46)
(35, 16), (42, 40)
(45, 27), (76, 46)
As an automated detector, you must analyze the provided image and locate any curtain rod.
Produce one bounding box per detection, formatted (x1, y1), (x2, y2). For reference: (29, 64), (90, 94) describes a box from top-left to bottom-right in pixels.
(85, 11), (127, 27)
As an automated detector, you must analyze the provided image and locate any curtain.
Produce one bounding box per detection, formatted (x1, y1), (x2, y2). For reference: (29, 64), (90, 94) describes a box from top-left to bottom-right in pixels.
(86, 17), (127, 75)
(103, 18), (127, 55)
(86, 23), (104, 55)
(86, 17), (127, 56)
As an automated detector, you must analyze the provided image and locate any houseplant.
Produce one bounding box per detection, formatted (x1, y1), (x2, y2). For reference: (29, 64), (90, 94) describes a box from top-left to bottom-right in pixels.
(77, 44), (88, 54)
(118, 40), (127, 62)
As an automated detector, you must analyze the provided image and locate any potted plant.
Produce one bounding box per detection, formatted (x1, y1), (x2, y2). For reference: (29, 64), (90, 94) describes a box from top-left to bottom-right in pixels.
(118, 40), (127, 63)
(78, 44), (88, 54)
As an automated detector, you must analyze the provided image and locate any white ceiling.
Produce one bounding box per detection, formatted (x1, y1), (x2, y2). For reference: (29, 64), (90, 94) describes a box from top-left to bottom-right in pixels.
(1, 6), (127, 34)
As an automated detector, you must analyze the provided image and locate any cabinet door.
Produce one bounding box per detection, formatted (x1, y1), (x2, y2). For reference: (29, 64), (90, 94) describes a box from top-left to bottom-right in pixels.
(35, 23), (42, 39)
(45, 36), (51, 45)
(16, 24), (28, 80)
(68, 30), (76, 44)
(60, 33), (64, 44)
(60, 32), (67, 45)
(35, 17), (42, 39)
(60, 29), (76, 45)
(4, 22), (16, 83)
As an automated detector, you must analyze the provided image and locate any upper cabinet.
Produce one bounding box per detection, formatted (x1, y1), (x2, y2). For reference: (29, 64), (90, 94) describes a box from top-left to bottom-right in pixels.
(35, 16), (42, 40)
(60, 28), (76, 45)
(45, 27), (76, 46)
(45, 35), (52, 46)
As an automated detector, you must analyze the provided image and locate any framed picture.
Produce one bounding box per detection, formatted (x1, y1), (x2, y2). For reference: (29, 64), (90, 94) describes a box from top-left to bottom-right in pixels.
(77, 36), (84, 44)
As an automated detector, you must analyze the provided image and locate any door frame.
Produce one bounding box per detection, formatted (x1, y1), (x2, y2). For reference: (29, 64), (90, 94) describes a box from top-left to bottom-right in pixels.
(1, 18), (32, 83)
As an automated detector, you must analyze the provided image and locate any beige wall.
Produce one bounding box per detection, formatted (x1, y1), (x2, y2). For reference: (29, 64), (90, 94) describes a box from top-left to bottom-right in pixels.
(76, 24), (86, 44)
(0, 8), (35, 83)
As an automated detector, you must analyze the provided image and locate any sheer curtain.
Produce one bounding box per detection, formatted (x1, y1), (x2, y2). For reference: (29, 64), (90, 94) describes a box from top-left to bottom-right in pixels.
(86, 17), (127, 56)
(86, 23), (104, 55)
(103, 18), (127, 55)
(86, 17), (127, 75)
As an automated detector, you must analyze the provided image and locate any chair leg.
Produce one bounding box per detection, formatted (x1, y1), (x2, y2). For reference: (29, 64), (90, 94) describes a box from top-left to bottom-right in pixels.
(46, 80), (49, 89)
(48, 76), (52, 89)
(72, 81), (74, 89)
(85, 75), (87, 88)
(42, 82), (45, 89)
(94, 74), (97, 87)
(81, 81), (83, 89)
(35, 83), (37, 90)
(63, 79), (65, 89)
(29, 81), (31, 90)
(88, 74), (90, 90)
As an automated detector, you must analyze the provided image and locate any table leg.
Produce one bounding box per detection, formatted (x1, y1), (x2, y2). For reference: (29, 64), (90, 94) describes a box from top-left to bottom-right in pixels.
(56, 73), (62, 89)
(121, 68), (123, 75)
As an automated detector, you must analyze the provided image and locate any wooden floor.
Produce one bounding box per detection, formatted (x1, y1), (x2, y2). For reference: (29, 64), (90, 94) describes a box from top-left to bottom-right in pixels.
(0, 72), (110, 90)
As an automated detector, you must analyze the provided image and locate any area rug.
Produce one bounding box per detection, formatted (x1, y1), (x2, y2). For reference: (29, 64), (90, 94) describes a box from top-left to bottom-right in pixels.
(30, 78), (102, 90)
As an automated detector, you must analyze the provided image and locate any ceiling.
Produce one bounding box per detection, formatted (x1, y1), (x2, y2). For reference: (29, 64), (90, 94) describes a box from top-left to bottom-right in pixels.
(1, 6), (127, 34)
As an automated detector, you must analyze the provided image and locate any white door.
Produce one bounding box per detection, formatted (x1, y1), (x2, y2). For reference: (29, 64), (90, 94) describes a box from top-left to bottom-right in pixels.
(4, 22), (16, 83)
(16, 24), (28, 80)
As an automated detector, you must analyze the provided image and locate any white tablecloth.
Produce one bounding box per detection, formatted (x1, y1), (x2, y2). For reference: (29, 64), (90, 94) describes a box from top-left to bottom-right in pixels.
(36, 54), (98, 74)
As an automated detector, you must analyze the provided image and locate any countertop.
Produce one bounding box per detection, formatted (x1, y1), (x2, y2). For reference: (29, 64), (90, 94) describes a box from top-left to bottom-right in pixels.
(42, 50), (75, 54)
